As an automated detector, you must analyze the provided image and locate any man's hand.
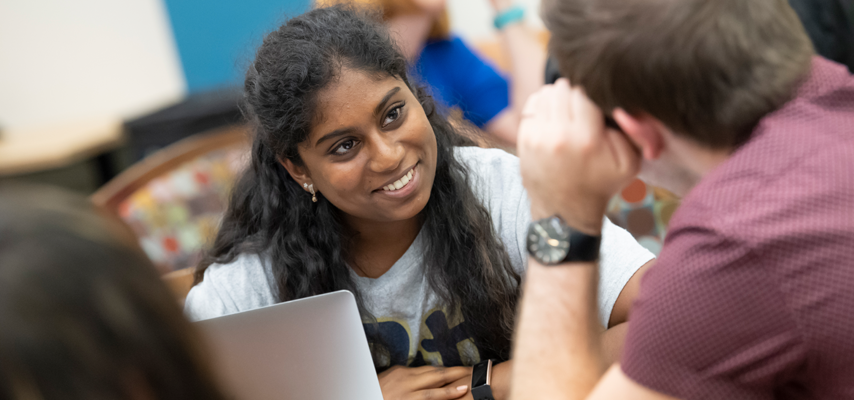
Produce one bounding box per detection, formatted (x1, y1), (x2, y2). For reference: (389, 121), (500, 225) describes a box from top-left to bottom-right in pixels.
(378, 365), (470, 400)
(517, 79), (641, 234)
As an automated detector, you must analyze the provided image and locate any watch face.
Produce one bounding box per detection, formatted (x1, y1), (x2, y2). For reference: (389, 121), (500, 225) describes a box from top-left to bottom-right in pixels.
(528, 217), (571, 264)
(471, 363), (489, 388)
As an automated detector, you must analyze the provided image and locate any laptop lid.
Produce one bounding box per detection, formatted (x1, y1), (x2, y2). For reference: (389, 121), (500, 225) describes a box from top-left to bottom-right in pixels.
(196, 290), (383, 400)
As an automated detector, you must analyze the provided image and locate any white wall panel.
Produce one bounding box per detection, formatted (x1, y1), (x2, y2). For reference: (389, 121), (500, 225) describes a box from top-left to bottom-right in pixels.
(0, 0), (185, 137)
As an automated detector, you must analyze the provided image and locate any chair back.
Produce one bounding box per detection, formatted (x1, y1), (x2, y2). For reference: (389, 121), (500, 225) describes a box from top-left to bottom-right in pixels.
(606, 178), (681, 256)
(92, 125), (250, 299)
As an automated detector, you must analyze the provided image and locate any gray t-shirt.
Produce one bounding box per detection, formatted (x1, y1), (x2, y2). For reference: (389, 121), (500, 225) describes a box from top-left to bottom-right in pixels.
(185, 147), (654, 367)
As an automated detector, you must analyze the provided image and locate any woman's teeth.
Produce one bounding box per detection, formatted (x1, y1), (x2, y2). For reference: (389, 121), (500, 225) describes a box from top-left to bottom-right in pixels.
(382, 168), (415, 191)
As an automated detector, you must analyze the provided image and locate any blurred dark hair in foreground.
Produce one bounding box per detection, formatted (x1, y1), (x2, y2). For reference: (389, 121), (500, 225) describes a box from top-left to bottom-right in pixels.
(0, 184), (225, 399)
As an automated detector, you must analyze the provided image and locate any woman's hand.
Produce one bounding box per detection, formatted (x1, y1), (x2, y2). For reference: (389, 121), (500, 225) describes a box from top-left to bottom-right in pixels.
(441, 360), (513, 400)
(379, 365), (471, 400)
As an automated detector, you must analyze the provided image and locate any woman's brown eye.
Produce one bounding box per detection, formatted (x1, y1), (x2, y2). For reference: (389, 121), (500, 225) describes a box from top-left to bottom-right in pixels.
(383, 105), (403, 126)
(333, 139), (357, 155)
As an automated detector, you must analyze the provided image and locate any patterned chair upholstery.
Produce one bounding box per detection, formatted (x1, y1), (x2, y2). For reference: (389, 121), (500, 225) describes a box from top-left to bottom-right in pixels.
(606, 178), (681, 256)
(92, 126), (250, 277)
(117, 147), (246, 272)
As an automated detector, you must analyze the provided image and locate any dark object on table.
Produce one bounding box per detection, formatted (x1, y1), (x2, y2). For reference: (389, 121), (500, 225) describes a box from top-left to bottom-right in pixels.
(788, 0), (854, 72)
(125, 86), (245, 162)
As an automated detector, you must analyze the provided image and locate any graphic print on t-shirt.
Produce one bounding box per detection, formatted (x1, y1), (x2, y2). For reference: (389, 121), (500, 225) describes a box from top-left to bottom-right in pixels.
(363, 308), (481, 369)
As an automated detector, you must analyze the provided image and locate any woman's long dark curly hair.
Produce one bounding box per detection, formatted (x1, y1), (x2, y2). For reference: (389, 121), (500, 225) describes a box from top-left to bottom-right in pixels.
(194, 5), (520, 367)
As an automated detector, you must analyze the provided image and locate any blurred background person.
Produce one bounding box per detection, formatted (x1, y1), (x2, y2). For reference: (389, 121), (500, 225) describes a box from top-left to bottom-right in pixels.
(0, 184), (226, 400)
(317, 0), (547, 147)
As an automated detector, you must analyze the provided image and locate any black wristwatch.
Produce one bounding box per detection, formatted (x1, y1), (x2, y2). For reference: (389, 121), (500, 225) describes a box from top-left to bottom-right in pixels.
(526, 216), (601, 265)
(471, 359), (496, 400)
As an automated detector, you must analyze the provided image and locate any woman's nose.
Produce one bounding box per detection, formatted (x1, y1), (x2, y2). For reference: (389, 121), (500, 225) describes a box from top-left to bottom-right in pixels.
(368, 134), (405, 172)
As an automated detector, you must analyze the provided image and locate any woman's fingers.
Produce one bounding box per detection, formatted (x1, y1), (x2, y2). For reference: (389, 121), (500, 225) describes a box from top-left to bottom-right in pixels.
(412, 366), (472, 389)
(409, 384), (469, 400)
(378, 366), (472, 400)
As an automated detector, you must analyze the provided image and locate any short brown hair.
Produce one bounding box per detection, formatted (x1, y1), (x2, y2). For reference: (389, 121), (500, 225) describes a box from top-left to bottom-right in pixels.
(542, 0), (814, 148)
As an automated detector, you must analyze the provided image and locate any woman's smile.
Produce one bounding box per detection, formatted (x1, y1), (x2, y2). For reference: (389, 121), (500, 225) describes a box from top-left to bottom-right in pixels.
(375, 163), (419, 198)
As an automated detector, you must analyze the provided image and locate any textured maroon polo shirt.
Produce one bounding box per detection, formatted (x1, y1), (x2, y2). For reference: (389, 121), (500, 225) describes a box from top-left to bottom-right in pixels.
(621, 57), (854, 399)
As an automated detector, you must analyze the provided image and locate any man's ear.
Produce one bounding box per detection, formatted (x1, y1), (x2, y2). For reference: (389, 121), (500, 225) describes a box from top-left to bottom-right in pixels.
(279, 158), (312, 191)
(612, 108), (664, 160)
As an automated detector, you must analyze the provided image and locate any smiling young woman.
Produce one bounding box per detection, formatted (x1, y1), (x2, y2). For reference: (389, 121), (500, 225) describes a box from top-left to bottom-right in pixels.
(184, 5), (654, 400)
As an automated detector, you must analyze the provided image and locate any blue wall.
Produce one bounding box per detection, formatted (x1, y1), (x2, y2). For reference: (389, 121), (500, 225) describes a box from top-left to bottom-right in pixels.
(163, 0), (311, 92)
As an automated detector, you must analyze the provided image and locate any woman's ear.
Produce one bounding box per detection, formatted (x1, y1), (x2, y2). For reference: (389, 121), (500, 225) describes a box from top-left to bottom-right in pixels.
(279, 158), (312, 191)
(613, 108), (664, 160)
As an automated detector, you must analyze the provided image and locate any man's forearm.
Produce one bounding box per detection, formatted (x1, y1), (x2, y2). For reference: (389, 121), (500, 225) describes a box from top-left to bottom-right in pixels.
(510, 258), (605, 400)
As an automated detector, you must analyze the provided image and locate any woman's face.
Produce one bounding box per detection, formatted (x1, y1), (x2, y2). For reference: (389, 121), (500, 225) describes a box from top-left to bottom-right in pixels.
(283, 68), (438, 225)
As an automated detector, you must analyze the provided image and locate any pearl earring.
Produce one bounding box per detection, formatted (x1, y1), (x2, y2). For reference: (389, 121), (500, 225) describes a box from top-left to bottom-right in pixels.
(303, 182), (317, 203)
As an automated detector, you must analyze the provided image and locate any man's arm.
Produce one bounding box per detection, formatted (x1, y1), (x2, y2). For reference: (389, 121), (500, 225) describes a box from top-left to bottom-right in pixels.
(510, 256), (603, 399)
(510, 80), (678, 400)
(437, 258), (651, 400)
(510, 257), (677, 400)
(441, 314), (633, 400)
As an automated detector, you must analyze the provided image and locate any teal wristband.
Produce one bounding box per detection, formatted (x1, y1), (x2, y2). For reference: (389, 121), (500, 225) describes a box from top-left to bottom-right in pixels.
(493, 5), (525, 30)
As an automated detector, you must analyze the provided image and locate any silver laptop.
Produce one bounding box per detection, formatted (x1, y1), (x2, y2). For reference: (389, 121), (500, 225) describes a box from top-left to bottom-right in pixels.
(196, 290), (384, 400)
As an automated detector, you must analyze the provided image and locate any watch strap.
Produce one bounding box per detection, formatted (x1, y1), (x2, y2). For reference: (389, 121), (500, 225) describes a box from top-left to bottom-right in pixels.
(471, 385), (494, 400)
(566, 230), (601, 263)
(527, 216), (602, 264)
(471, 359), (496, 400)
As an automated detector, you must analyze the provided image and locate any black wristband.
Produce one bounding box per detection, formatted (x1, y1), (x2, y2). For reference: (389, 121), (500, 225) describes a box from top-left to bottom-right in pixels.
(471, 359), (495, 400)
(565, 230), (601, 263)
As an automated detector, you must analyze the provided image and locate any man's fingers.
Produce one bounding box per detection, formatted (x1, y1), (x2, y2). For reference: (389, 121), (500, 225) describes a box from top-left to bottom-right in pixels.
(521, 89), (542, 120)
(518, 90), (544, 156)
(568, 85), (605, 140)
(538, 84), (556, 121)
(551, 78), (574, 122)
(555, 77), (572, 87)
(410, 385), (469, 400)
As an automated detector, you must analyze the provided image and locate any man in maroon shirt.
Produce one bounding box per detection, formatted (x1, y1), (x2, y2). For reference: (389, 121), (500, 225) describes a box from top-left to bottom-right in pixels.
(509, 0), (854, 399)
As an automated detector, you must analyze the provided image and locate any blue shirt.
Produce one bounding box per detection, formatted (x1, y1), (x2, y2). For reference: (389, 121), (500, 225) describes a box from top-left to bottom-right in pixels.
(413, 36), (510, 128)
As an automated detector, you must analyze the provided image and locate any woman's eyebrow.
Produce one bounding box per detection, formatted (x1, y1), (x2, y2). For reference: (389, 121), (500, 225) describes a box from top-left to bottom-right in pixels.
(314, 87), (402, 148)
(373, 87), (401, 116)
(315, 127), (355, 148)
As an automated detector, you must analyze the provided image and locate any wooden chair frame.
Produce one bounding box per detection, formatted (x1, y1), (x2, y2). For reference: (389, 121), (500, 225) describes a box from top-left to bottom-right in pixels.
(91, 124), (250, 211)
